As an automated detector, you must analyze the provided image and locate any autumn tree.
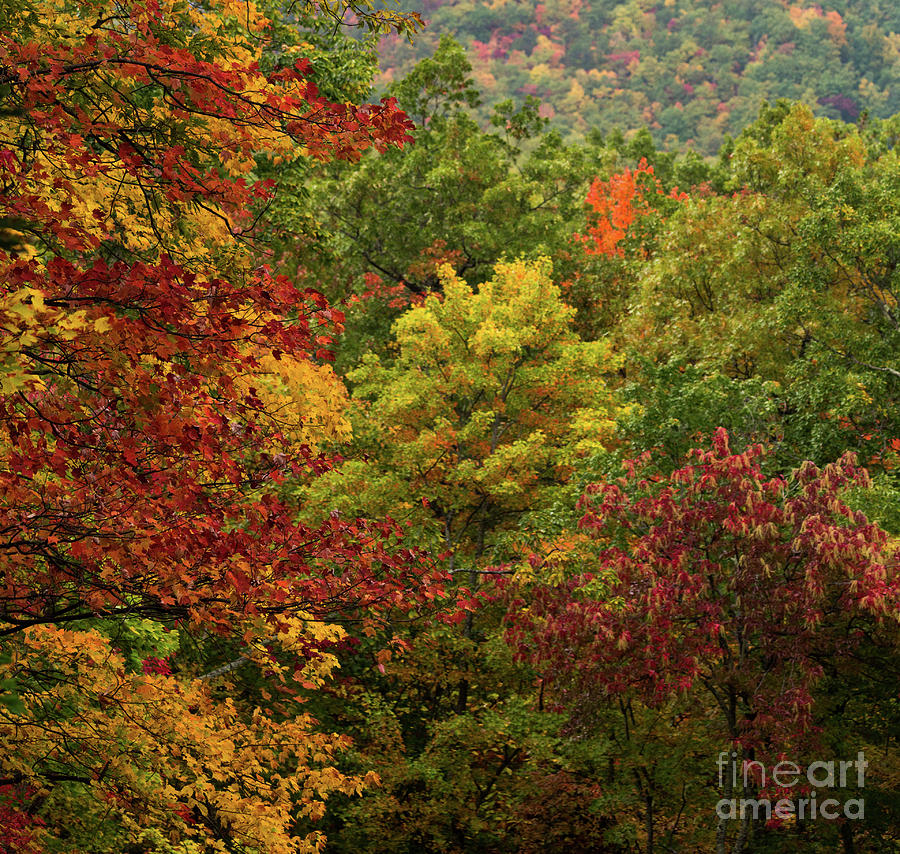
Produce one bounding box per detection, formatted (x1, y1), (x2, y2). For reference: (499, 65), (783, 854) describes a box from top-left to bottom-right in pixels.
(296, 258), (625, 852)
(578, 158), (686, 259)
(312, 258), (618, 574)
(0, 0), (441, 848)
(508, 430), (900, 853)
(617, 104), (900, 469)
(565, 154), (689, 337)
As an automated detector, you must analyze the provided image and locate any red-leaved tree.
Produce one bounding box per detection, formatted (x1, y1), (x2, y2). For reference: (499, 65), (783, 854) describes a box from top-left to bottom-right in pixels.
(0, 1), (442, 847)
(0, 0), (432, 642)
(507, 430), (899, 850)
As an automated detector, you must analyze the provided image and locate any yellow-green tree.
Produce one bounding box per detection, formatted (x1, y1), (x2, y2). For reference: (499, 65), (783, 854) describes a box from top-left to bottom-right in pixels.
(313, 258), (619, 572)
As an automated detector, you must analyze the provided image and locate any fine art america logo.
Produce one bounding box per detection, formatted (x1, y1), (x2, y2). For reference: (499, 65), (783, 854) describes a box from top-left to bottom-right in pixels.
(716, 751), (867, 821)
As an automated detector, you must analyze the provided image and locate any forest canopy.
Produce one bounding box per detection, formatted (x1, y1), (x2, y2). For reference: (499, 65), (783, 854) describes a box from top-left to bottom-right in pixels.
(0, 1), (898, 854)
(377, 0), (900, 152)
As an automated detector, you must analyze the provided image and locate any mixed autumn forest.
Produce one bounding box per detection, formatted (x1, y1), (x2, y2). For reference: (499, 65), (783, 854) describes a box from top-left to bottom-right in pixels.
(0, 0), (898, 853)
(378, 0), (900, 151)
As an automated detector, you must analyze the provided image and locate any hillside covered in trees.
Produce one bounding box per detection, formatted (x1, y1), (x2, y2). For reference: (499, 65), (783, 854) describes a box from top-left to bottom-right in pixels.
(377, 0), (900, 151)
(0, 1), (898, 854)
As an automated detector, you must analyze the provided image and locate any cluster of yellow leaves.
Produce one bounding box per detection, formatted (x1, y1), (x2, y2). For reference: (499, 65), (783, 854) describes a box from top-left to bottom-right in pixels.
(367, 259), (621, 482)
(246, 351), (352, 450)
(0, 287), (110, 393)
(0, 624), (374, 854)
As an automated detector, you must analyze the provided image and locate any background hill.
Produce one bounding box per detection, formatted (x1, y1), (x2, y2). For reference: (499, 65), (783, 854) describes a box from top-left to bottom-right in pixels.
(377, 0), (900, 152)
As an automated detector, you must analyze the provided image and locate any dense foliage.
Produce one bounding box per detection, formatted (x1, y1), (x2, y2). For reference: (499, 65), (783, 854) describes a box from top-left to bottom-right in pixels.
(378, 0), (900, 152)
(1, 2), (898, 854)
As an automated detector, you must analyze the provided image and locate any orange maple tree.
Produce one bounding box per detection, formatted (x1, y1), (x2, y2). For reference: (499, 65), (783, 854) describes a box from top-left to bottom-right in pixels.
(578, 158), (686, 257)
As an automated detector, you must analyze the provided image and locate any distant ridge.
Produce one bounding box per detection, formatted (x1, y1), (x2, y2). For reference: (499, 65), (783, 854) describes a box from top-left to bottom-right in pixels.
(377, 0), (900, 151)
